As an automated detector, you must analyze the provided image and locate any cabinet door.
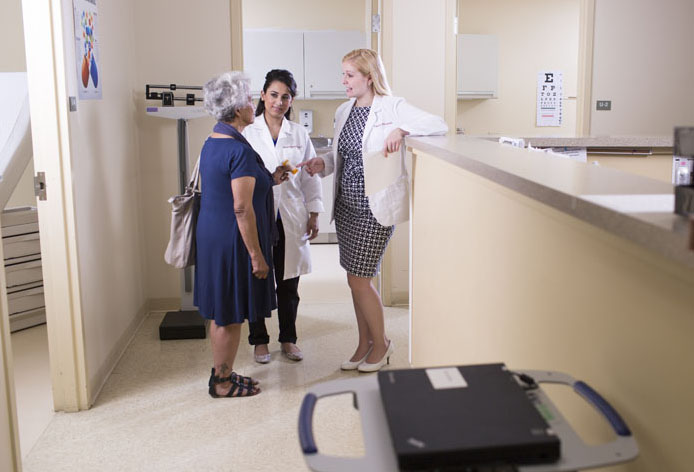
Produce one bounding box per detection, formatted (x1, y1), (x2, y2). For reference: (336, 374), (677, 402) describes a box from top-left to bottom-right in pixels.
(304, 31), (366, 99)
(243, 30), (305, 98)
(457, 34), (498, 99)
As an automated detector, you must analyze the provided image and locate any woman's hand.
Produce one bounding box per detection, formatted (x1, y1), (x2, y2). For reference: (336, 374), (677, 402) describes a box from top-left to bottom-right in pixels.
(296, 157), (325, 177)
(273, 165), (290, 185)
(251, 253), (270, 279)
(305, 212), (319, 241)
(384, 128), (409, 156)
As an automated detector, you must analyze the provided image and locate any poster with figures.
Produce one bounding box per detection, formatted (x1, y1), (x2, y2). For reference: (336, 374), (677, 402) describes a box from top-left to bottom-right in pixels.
(536, 71), (562, 127)
(73, 0), (101, 100)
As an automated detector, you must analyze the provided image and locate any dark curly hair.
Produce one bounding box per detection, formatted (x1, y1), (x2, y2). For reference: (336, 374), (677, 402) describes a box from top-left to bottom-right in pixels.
(255, 69), (298, 120)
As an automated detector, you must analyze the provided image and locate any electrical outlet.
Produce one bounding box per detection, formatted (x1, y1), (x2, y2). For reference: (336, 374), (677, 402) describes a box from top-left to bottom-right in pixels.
(596, 100), (611, 111)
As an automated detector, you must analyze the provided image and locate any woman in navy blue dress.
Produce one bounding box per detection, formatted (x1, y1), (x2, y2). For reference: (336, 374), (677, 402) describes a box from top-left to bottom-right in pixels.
(195, 71), (289, 398)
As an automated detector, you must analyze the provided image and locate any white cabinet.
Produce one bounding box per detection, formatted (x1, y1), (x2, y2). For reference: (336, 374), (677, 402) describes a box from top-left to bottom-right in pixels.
(243, 29), (366, 100)
(304, 31), (366, 99)
(457, 34), (498, 99)
(243, 30), (305, 98)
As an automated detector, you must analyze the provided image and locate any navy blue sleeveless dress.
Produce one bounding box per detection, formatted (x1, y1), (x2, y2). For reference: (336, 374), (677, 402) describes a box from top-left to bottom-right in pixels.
(194, 136), (277, 326)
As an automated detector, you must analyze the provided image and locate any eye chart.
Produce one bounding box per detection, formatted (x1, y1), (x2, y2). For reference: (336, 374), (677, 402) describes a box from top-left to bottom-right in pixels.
(536, 71), (562, 127)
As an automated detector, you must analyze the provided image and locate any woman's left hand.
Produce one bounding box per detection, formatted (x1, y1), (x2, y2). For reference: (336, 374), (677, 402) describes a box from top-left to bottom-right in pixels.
(305, 213), (319, 241)
(383, 128), (409, 156)
(273, 165), (290, 185)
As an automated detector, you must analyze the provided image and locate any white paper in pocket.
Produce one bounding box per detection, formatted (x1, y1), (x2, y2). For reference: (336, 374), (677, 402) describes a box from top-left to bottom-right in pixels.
(363, 150), (401, 196)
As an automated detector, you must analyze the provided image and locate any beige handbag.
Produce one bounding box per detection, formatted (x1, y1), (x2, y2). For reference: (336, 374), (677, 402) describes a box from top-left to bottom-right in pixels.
(164, 157), (201, 269)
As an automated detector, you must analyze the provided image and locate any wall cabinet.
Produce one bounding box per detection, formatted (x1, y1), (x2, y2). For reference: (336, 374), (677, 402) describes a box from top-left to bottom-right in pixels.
(457, 34), (498, 99)
(243, 29), (366, 100)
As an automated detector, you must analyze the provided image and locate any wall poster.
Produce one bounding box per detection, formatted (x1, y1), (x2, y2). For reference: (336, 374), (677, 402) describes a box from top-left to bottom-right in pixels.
(73, 0), (101, 100)
(536, 71), (562, 127)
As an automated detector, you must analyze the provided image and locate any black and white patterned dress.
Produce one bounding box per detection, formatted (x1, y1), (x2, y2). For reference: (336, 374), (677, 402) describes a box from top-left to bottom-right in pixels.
(334, 105), (395, 278)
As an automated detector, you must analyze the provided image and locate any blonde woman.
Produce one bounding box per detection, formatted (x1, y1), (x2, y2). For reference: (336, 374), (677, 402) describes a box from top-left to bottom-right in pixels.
(299, 49), (448, 372)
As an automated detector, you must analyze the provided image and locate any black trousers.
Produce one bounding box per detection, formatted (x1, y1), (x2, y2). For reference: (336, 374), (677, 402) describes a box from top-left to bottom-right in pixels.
(248, 216), (300, 345)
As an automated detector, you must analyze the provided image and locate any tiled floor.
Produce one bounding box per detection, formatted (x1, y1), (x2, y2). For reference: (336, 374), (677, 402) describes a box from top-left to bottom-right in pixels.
(12, 244), (410, 471)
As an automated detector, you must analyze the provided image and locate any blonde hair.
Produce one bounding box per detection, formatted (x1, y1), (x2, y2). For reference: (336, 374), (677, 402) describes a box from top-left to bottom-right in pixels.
(342, 49), (392, 96)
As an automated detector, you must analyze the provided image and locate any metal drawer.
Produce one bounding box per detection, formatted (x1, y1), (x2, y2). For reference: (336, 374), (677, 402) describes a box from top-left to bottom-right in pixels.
(3, 232), (41, 260)
(7, 285), (45, 315)
(5, 259), (43, 289)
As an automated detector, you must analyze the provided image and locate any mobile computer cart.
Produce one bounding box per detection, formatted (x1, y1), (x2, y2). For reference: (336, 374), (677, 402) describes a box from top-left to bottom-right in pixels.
(298, 370), (638, 472)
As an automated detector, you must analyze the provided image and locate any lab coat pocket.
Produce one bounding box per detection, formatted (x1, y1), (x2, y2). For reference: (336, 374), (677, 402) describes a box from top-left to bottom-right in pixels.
(282, 197), (310, 239)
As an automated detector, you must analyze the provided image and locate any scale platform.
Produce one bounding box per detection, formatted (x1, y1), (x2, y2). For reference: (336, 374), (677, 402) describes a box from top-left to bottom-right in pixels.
(298, 369), (638, 472)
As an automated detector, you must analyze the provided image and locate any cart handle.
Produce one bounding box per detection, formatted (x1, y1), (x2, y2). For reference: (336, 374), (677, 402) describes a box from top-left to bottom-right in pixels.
(574, 381), (631, 436)
(299, 393), (318, 454)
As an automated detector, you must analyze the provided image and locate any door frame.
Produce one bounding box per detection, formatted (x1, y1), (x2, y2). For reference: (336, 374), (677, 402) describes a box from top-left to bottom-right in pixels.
(20, 0), (89, 412)
(576, 0), (596, 136)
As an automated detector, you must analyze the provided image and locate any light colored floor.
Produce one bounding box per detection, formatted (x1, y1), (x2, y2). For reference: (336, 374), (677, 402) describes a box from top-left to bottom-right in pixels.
(10, 323), (53, 460)
(14, 244), (410, 471)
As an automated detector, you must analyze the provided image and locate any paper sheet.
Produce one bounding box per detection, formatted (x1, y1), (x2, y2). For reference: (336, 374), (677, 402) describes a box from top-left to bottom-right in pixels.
(363, 150), (401, 196)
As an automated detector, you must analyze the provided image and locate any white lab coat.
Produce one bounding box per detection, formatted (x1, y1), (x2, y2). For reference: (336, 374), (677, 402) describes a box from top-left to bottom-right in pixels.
(243, 116), (324, 280)
(321, 94), (448, 225)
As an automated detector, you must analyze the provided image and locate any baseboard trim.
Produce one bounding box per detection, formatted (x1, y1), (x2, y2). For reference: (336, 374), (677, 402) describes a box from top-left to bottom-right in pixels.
(147, 298), (180, 312)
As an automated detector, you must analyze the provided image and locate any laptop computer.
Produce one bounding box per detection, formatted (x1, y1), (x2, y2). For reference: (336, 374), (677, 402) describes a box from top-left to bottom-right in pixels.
(377, 363), (560, 470)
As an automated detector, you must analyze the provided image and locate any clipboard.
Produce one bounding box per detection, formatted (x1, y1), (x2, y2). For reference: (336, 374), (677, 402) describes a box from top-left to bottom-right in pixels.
(363, 149), (404, 197)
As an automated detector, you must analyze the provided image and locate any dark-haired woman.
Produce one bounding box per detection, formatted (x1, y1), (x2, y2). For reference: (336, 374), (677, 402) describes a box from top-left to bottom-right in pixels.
(242, 69), (323, 364)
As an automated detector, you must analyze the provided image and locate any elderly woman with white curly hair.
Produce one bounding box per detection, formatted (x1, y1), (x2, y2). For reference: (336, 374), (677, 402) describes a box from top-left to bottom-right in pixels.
(195, 71), (289, 398)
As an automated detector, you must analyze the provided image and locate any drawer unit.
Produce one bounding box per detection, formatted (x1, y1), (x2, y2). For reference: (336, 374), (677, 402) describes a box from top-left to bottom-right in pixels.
(2, 206), (46, 332)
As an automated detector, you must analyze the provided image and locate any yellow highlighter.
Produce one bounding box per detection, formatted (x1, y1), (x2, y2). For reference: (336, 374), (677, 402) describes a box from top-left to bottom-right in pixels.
(282, 159), (299, 174)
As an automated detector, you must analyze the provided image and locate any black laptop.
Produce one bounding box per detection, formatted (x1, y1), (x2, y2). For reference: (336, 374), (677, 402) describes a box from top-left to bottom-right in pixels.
(377, 363), (560, 470)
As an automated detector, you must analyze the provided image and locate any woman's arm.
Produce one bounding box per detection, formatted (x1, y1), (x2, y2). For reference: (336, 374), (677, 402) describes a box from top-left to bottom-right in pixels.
(231, 176), (269, 279)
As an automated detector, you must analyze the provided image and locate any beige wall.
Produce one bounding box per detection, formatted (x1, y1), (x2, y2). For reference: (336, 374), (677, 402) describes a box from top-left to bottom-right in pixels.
(590, 0), (694, 135)
(411, 149), (694, 471)
(0, 0), (26, 72)
(383, 0), (456, 304)
(2, 0), (35, 210)
(456, 0), (579, 136)
(136, 0), (232, 301)
(55, 0), (149, 397)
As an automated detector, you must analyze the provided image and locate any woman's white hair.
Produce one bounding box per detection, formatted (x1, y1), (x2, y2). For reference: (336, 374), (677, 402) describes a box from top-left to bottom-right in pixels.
(203, 71), (251, 122)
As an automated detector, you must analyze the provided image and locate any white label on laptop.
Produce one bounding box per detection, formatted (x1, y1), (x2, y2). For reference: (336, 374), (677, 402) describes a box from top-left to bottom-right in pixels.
(425, 367), (468, 390)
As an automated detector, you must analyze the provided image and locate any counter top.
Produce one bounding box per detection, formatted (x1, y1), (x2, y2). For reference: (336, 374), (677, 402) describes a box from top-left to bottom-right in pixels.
(471, 135), (672, 149)
(406, 134), (694, 268)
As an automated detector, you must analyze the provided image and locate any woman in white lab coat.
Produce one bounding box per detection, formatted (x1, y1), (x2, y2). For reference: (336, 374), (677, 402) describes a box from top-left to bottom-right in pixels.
(242, 69), (324, 364)
(299, 49), (448, 373)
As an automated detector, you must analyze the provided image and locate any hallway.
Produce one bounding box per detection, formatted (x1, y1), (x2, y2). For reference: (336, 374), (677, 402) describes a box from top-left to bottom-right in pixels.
(14, 244), (409, 471)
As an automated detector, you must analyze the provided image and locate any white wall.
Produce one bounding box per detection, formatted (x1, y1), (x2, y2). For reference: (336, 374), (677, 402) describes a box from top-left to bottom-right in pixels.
(456, 0), (579, 136)
(57, 0), (148, 396)
(590, 0), (694, 135)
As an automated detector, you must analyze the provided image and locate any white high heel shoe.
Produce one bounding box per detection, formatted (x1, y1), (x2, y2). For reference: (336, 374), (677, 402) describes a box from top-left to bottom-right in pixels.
(340, 346), (373, 371)
(358, 341), (394, 373)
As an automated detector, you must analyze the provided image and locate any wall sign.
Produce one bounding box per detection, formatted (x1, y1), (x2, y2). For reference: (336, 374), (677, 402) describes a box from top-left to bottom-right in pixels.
(537, 71), (562, 127)
(73, 0), (101, 100)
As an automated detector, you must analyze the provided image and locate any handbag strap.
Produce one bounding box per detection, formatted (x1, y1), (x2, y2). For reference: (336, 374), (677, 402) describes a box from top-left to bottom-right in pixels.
(188, 155), (201, 192)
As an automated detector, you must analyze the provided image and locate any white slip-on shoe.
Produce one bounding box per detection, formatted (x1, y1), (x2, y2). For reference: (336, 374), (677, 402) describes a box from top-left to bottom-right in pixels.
(340, 346), (373, 371)
(254, 345), (271, 364)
